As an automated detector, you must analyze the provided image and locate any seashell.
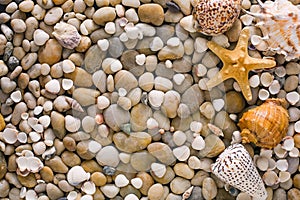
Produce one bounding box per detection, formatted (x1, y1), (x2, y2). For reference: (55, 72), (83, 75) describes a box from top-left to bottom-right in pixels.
(67, 166), (90, 186)
(67, 191), (78, 200)
(32, 141), (47, 155)
(42, 146), (56, 160)
(238, 98), (289, 149)
(207, 123), (224, 137)
(2, 127), (18, 144)
(81, 181), (96, 195)
(211, 143), (267, 199)
(182, 186), (194, 200)
(192, 0), (242, 35)
(29, 131), (41, 142)
(17, 132), (28, 143)
(247, 0), (300, 61)
(65, 96), (84, 113)
(27, 157), (44, 173)
(52, 22), (81, 49)
(281, 136), (294, 151)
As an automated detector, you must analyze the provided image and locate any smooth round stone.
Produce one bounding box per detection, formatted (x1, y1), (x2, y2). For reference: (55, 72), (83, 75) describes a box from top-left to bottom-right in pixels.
(104, 22), (116, 34)
(65, 115), (80, 132)
(103, 104), (130, 131)
(11, 19), (26, 33)
(154, 76), (173, 92)
(158, 42), (184, 61)
(33, 29), (49, 46)
(161, 90), (180, 118)
(286, 91), (300, 105)
(130, 150), (156, 171)
(192, 136), (205, 151)
(173, 131), (187, 146)
(138, 3), (164, 26)
(91, 172), (107, 186)
(93, 7), (116, 25)
(96, 146), (120, 167)
(150, 37), (164, 51)
(82, 116), (96, 133)
(44, 7), (63, 25)
(151, 162), (167, 178)
(174, 163), (194, 179)
(100, 184), (120, 199)
(45, 79), (60, 94)
(181, 84), (204, 114)
(84, 45), (105, 73)
(286, 62), (300, 75)
(131, 177), (143, 189)
(109, 37), (124, 58)
(224, 91), (245, 113)
(138, 72), (154, 92)
(115, 174), (129, 187)
(148, 90), (164, 108)
(148, 142), (176, 165)
(284, 75), (298, 92)
(19, 0), (34, 12)
(136, 172), (154, 196)
(113, 132), (151, 153)
(288, 188), (300, 200)
(46, 183), (64, 200)
(38, 39), (62, 65)
(273, 188), (287, 200)
(17, 173), (37, 188)
(114, 70), (138, 92)
(93, 70), (107, 93)
(148, 183), (164, 200)
(202, 177), (217, 200)
(170, 177), (191, 195)
(173, 145), (190, 161)
(194, 37), (208, 53)
(198, 134), (225, 158)
(45, 156), (68, 173)
(72, 88), (100, 106)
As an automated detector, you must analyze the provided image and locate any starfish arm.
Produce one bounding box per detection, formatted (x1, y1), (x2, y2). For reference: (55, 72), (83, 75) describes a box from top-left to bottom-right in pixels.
(235, 28), (251, 52)
(207, 41), (233, 62)
(206, 70), (232, 89)
(245, 57), (276, 70)
(235, 76), (253, 101)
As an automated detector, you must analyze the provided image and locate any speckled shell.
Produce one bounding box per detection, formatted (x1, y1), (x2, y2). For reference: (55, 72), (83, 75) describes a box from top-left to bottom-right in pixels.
(211, 143), (267, 199)
(248, 0), (300, 61)
(238, 98), (289, 149)
(192, 0), (242, 35)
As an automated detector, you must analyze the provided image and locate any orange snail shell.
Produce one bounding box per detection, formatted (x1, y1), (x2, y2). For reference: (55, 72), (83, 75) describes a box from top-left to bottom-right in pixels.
(237, 98), (289, 149)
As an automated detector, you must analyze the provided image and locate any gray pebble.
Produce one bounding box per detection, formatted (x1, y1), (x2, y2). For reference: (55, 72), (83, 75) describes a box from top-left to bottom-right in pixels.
(273, 188), (287, 200)
(7, 56), (19, 70)
(189, 186), (204, 200)
(287, 157), (299, 174)
(109, 37), (124, 58)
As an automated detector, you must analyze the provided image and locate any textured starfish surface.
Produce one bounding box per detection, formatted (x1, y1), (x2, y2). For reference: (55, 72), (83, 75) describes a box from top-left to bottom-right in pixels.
(206, 28), (276, 101)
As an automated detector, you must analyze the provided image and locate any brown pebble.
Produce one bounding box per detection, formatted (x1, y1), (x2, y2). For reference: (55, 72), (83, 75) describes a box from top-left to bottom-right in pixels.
(61, 151), (81, 167)
(294, 133), (300, 148)
(38, 39), (62, 65)
(45, 156), (69, 173)
(63, 136), (76, 151)
(81, 160), (102, 173)
(288, 188), (300, 200)
(91, 172), (107, 186)
(294, 174), (300, 189)
(138, 3), (164, 26)
(40, 166), (54, 183)
(17, 173), (37, 188)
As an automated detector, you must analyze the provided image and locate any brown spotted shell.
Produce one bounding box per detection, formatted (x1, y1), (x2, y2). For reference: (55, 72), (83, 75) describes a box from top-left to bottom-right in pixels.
(238, 98), (289, 149)
(192, 0), (242, 35)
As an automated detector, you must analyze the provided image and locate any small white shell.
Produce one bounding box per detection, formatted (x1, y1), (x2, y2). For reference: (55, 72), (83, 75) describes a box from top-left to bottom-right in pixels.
(29, 132), (41, 142)
(182, 186), (194, 200)
(32, 141), (47, 155)
(274, 144), (288, 158)
(25, 190), (38, 200)
(289, 147), (299, 157)
(39, 115), (51, 128)
(3, 128), (18, 144)
(10, 90), (22, 103)
(28, 157), (44, 173)
(276, 159), (288, 171)
(281, 136), (295, 151)
(17, 132), (27, 143)
(278, 171), (291, 183)
(67, 166), (90, 186)
(42, 146), (56, 160)
(263, 171), (279, 186)
(130, 178), (143, 189)
(62, 79), (74, 90)
(81, 181), (96, 195)
(67, 191), (78, 200)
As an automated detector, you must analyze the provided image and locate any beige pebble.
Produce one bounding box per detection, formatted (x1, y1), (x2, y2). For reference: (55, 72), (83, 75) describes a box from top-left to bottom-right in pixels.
(44, 7), (63, 25)
(93, 7), (116, 25)
(138, 3), (164, 26)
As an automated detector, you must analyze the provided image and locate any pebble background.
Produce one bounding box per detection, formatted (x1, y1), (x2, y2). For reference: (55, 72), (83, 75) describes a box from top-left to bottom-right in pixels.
(0, 0), (299, 200)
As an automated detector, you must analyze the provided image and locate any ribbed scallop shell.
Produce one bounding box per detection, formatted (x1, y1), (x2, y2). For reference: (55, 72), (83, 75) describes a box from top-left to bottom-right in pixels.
(192, 0), (242, 35)
(238, 98), (289, 149)
(248, 0), (300, 61)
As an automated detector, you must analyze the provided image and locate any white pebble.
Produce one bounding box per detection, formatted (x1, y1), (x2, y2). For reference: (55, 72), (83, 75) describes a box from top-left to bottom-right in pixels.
(276, 159), (288, 171)
(33, 29), (49, 46)
(105, 22), (116, 34)
(173, 131), (187, 146)
(62, 59), (76, 73)
(119, 152), (131, 164)
(146, 118), (159, 129)
(289, 147), (299, 157)
(196, 64), (207, 77)
(295, 121), (300, 133)
(33, 106), (43, 116)
(282, 137), (295, 151)
(65, 115), (81, 132)
(116, 4), (125, 17)
(249, 74), (260, 88)
(192, 135), (205, 150)
(119, 32), (128, 42)
(233, 82), (241, 92)
(167, 37), (180, 47)
(190, 121), (203, 133)
(62, 79), (73, 90)
(173, 145), (190, 161)
(110, 60), (123, 73)
(150, 37), (163, 51)
(88, 141), (102, 154)
(135, 54), (146, 66)
(260, 72), (273, 87)
(151, 163), (166, 178)
(212, 99), (224, 111)
(45, 79), (60, 94)
(173, 73), (185, 85)
(194, 37), (208, 53)
(269, 80), (281, 95)
(97, 96), (110, 110)
(124, 194), (139, 200)
(115, 174), (129, 187)
(275, 66), (286, 77)
(165, 60), (172, 69)
(131, 178), (143, 189)
(10, 90), (22, 103)
(125, 26), (139, 40)
(97, 39), (109, 51)
(118, 88), (127, 97)
(286, 91), (300, 105)
(258, 88), (270, 100)
(41, 64), (51, 76)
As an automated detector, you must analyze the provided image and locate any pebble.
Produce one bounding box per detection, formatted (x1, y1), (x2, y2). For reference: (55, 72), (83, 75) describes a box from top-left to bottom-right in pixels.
(173, 145), (190, 161)
(33, 29), (49, 46)
(288, 188), (300, 199)
(103, 104), (130, 131)
(151, 162), (167, 178)
(45, 79), (60, 94)
(0, 180), (9, 198)
(131, 150), (156, 171)
(93, 7), (116, 25)
(174, 163), (194, 179)
(158, 42), (184, 61)
(286, 91), (300, 105)
(72, 88), (100, 106)
(192, 136), (205, 151)
(96, 146), (120, 167)
(198, 134), (225, 158)
(100, 184), (120, 199)
(224, 91), (245, 113)
(170, 177), (191, 194)
(138, 4), (164, 26)
(148, 183), (164, 200)
(84, 45), (105, 73)
(10, 19), (26, 33)
(115, 174), (129, 187)
(38, 39), (62, 65)
(46, 183), (64, 200)
(202, 177), (217, 200)
(113, 132), (151, 153)
(44, 7), (63, 25)
(148, 142), (176, 165)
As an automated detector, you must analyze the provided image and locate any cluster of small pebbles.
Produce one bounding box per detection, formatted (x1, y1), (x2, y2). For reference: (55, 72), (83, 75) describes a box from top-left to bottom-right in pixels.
(0, 0), (299, 199)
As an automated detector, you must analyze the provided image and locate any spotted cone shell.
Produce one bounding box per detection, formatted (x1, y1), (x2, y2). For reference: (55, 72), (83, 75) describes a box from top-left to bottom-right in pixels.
(192, 0), (242, 35)
(248, 0), (300, 61)
(238, 98), (289, 149)
(211, 143), (267, 199)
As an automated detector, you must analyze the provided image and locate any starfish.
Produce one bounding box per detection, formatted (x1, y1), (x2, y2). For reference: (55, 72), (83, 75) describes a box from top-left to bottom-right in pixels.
(206, 28), (276, 101)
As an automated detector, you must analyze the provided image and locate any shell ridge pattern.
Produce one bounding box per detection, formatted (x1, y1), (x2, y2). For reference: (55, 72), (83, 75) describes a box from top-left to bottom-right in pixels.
(249, 0), (300, 60)
(211, 144), (267, 199)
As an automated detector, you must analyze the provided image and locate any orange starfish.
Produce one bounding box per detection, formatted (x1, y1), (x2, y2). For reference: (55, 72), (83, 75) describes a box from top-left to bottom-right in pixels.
(206, 28), (276, 101)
